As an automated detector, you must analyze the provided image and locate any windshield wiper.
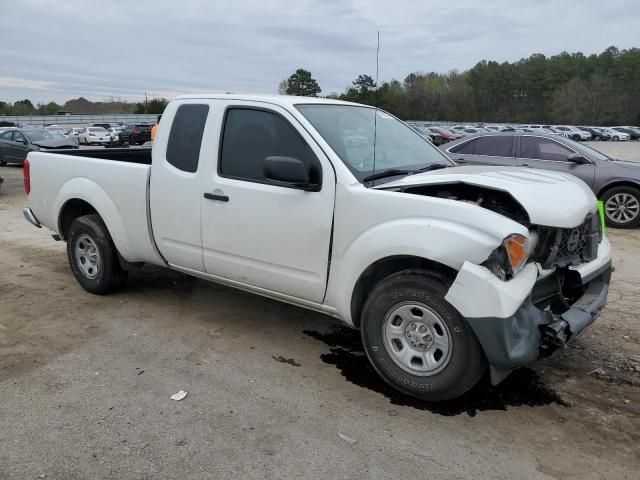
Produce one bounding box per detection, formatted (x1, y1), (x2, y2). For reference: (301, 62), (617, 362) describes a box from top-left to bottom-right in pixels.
(408, 163), (450, 174)
(363, 164), (451, 183)
(362, 169), (413, 182)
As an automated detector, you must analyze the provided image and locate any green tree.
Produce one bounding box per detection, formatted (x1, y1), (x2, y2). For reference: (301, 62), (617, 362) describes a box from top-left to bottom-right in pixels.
(13, 99), (35, 115)
(285, 69), (321, 97)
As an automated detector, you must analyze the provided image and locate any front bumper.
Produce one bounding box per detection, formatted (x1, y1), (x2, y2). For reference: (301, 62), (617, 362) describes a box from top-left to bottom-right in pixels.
(446, 238), (612, 384)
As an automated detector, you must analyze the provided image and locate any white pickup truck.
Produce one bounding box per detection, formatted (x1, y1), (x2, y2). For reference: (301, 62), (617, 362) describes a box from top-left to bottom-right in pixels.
(23, 94), (612, 401)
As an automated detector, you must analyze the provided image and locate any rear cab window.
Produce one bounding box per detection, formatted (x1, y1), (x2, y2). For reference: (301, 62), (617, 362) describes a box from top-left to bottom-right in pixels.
(166, 104), (209, 173)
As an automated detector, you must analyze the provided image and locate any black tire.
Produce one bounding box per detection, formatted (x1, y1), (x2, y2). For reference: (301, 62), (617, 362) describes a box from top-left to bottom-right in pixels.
(0, 154), (6, 166)
(612, 136), (620, 142)
(360, 270), (487, 401)
(601, 186), (640, 229)
(572, 134), (581, 141)
(66, 214), (128, 294)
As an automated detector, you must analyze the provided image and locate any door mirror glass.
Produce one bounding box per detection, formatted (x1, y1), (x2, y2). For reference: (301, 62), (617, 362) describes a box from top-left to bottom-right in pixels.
(263, 156), (318, 191)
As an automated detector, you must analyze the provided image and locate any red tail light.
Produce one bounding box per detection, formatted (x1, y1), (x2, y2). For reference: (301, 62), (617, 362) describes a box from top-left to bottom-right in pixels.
(24, 158), (31, 194)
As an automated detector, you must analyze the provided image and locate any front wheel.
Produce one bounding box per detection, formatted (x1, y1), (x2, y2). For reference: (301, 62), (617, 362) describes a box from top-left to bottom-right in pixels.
(67, 214), (128, 294)
(612, 136), (620, 142)
(360, 271), (487, 401)
(602, 186), (640, 228)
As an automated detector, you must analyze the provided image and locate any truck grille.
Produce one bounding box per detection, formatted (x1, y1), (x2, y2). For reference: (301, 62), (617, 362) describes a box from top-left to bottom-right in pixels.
(533, 213), (601, 269)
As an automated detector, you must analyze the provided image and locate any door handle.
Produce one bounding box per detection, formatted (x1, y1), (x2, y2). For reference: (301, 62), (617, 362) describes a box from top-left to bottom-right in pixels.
(204, 192), (229, 202)
(521, 163), (529, 167)
(454, 158), (467, 164)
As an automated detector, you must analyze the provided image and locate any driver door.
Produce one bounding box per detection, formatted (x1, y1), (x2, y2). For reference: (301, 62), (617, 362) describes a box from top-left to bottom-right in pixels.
(200, 102), (336, 303)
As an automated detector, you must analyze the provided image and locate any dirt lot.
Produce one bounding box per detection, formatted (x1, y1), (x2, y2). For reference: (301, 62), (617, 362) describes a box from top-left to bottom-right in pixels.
(1, 157), (639, 479)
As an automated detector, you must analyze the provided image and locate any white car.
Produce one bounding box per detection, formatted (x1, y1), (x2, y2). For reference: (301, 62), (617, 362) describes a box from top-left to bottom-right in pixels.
(78, 127), (111, 145)
(23, 94), (612, 402)
(549, 126), (591, 141)
(522, 125), (563, 135)
(596, 127), (629, 142)
(69, 128), (85, 136)
(107, 127), (121, 142)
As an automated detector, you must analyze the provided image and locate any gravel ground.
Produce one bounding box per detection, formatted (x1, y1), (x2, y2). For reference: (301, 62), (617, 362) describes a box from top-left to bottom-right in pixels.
(583, 141), (640, 162)
(1, 156), (639, 479)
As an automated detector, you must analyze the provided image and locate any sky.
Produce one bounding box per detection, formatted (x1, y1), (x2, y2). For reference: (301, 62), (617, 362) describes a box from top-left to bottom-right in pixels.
(1, 0), (639, 104)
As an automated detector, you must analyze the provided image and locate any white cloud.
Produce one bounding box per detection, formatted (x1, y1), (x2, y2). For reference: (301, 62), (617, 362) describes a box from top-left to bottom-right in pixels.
(0, 0), (638, 103)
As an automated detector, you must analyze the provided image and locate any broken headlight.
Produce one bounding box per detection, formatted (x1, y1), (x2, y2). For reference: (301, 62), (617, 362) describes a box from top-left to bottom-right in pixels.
(482, 233), (537, 281)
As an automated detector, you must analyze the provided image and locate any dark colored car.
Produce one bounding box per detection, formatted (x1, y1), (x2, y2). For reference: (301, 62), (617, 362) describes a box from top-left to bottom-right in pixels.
(0, 128), (78, 166)
(579, 127), (610, 141)
(118, 123), (152, 145)
(441, 132), (640, 228)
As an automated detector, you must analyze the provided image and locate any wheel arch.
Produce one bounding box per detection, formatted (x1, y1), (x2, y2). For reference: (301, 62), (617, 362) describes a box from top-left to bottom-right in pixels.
(54, 178), (134, 259)
(350, 255), (457, 329)
(58, 198), (98, 240)
(597, 179), (640, 198)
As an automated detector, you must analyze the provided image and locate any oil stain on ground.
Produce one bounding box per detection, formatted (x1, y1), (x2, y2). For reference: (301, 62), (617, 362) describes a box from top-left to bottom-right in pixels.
(304, 326), (569, 417)
(272, 355), (301, 367)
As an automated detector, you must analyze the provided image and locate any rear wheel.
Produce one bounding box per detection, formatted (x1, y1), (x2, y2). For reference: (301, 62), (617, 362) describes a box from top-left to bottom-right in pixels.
(360, 270), (487, 401)
(0, 154), (6, 166)
(602, 186), (640, 228)
(66, 214), (128, 294)
(612, 135), (620, 142)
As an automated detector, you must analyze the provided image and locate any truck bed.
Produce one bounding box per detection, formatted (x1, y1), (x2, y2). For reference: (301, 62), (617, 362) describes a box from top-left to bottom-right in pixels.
(42, 147), (152, 164)
(26, 149), (162, 265)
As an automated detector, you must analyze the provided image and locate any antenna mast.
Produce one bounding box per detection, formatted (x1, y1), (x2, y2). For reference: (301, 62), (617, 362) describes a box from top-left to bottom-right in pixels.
(372, 31), (380, 186)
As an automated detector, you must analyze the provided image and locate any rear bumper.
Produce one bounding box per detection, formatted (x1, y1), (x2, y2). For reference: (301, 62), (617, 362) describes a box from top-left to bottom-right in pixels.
(23, 207), (41, 228)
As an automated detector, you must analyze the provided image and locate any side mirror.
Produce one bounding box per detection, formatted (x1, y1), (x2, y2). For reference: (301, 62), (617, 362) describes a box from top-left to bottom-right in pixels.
(263, 156), (319, 191)
(566, 153), (589, 164)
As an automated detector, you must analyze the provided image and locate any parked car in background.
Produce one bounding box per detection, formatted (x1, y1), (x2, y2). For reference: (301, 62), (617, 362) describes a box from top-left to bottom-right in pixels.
(0, 128), (77, 165)
(424, 126), (462, 143)
(442, 132), (640, 227)
(78, 127), (111, 145)
(45, 125), (70, 137)
(612, 127), (640, 141)
(107, 127), (122, 143)
(596, 127), (629, 142)
(118, 123), (152, 145)
(450, 126), (489, 136)
(578, 126), (610, 141)
(69, 127), (85, 137)
(523, 125), (564, 135)
(549, 126), (591, 141)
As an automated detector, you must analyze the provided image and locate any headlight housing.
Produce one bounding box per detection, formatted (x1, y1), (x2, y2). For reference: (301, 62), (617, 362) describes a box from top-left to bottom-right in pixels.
(482, 233), (536, 280)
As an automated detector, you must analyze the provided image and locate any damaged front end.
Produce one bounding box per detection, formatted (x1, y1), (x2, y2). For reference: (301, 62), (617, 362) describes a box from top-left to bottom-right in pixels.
(421, 183), (612, 384)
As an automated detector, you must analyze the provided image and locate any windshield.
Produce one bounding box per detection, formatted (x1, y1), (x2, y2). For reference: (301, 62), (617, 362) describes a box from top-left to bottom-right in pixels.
(296, 104), (452, 183)
(563, 137), (610, 161)
(25, 130), (59, 141)
(89, 127), (107, 133)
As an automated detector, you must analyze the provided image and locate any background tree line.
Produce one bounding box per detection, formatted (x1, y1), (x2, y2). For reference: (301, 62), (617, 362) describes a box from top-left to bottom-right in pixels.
(284, 46), (640, 125)
(0, 96), (168, 116)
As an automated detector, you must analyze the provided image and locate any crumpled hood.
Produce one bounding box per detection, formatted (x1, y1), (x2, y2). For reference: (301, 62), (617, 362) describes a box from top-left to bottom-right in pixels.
(377, 165), (597, 228)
